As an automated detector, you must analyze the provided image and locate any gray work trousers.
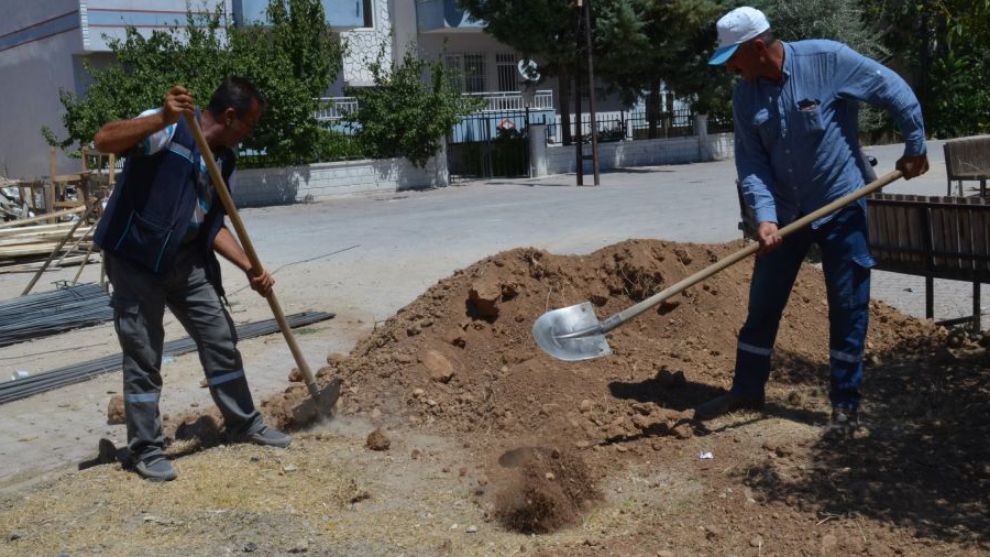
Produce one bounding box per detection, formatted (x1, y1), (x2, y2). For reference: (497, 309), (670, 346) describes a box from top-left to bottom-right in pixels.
(105, 246), (262, 462)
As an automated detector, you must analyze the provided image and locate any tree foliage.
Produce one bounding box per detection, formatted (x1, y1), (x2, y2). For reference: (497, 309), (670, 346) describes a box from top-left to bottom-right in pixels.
(47, 0), (344, 166)
(456, 0), (581, 143)
(859, 0), (990, 137)
(345, 48), (483, 168)
(597, 0), (731, 113)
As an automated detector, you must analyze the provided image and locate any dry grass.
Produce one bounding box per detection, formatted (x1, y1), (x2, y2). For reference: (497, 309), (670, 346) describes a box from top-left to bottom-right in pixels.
(0, 425), (612, 557)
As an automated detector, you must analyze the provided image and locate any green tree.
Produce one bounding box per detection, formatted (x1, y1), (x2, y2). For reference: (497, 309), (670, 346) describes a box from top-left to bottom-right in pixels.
(345, 48), (483, 167)
(595, 0), (731, 135)
(861, 0), (990, 137)
(456, 0), (581, 144)
(46, 0), (344, 166)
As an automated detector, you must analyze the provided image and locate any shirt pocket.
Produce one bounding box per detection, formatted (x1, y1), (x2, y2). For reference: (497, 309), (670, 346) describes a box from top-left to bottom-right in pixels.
(793, 99), (825, 136)
(751, 108), (778, 149)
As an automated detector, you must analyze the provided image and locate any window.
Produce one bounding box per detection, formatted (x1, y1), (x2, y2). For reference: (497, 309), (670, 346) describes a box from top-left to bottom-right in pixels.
(463, 54), (486, 93)
(444, 53), (486, 93)
(496, 53), (517, 92)
(362, 0), (374, 28)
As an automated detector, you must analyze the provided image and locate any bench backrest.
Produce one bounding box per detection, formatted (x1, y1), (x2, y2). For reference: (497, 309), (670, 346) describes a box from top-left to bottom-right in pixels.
(868, 193), (990, 283)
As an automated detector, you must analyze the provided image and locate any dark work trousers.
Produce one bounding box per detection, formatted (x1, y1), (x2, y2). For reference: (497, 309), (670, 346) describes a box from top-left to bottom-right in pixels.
(105, 246), (263, 462)
(730, 204), (875, 411)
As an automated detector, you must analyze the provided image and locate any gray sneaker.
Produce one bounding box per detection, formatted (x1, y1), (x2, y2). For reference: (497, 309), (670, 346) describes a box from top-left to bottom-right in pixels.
(236, 425), (292, 448)
(135, 456), (177, 482)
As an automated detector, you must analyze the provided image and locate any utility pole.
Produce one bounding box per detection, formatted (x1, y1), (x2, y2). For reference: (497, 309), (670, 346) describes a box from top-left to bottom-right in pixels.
(573, 0), (600, 186)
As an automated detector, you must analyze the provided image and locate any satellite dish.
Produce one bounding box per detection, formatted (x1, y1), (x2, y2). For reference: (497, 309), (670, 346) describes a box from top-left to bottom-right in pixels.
(517, 59), (541, 83)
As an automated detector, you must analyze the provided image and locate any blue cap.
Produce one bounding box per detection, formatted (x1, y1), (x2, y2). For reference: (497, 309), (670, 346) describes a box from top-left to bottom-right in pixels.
(708, 43), (741, 66)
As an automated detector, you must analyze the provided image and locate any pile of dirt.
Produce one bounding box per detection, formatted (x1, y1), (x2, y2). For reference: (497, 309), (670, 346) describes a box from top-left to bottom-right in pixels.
(62, 238), (988, 553)
(237, 238), (948, 535)
(288, 239), (939, 438)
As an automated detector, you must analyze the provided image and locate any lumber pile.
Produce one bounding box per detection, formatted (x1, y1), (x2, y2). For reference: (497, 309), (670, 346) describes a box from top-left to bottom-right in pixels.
(0, 205), (98, 273)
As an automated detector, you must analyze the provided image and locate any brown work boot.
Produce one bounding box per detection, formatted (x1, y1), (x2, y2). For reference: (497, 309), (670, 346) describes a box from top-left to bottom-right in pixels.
(694, 392), (765, 421)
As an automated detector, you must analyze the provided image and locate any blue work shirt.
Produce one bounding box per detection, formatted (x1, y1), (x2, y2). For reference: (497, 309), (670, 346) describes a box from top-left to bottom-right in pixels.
(733, 40), (927, 228)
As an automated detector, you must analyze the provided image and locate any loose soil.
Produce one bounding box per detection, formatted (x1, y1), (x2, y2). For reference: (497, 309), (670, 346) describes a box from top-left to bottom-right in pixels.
(2, 239), (988, 557)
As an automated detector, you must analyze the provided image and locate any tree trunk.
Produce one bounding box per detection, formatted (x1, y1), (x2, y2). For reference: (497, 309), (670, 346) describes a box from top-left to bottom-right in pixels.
(559, 69), (572, 146)
(647, 79), (661, 139)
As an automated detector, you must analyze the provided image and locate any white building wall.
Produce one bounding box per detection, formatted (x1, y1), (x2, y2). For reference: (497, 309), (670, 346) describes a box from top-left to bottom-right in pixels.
(80, 0), (232, 52)
(0, 0), (233, 179)
(0, 1), (84, 179)
(340, 0), (391, 86)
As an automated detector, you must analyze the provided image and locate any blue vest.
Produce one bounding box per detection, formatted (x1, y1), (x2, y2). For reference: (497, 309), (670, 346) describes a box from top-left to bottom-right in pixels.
(94, 113), (234, 281)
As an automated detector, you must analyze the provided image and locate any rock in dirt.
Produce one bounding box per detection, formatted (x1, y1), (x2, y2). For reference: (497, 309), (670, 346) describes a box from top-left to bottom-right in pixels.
(421, 349), (455, 383)
(106, 395), (125, 425)
(468, 278), (501, 319)
(288, 368), (304, 383)
(174, 414), (224, 446)
(366, 428), (391, 451)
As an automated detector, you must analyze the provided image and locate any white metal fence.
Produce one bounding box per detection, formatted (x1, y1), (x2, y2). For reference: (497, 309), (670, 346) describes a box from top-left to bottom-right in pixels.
(314, 89), (555, 123)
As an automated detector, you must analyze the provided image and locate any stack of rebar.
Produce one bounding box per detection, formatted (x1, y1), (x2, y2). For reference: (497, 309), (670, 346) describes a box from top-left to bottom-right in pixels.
(0, 283), (112, 348)
(0, 311), (334, 404)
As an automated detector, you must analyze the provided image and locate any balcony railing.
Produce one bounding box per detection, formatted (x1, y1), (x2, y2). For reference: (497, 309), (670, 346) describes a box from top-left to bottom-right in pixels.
(464, 90), (554, 112)
(314, 97), (359, 122)
(314, 90), (555, 123)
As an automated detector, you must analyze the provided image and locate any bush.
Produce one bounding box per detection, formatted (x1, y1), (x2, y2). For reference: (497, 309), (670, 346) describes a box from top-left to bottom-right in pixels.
(346, 48), (483, 168)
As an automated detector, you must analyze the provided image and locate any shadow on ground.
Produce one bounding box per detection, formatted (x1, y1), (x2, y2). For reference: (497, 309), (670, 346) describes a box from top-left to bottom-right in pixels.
(743, 335), (990, 549)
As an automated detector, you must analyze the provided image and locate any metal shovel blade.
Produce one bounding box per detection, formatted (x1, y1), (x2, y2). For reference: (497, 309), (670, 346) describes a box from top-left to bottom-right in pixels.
(291, 378), (343, 425)
(532, 301), (612, 361)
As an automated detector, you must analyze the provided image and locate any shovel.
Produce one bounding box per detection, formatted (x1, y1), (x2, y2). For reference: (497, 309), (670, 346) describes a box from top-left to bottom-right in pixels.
(533, 170), (903, 361)
(183, 112), (341, 423)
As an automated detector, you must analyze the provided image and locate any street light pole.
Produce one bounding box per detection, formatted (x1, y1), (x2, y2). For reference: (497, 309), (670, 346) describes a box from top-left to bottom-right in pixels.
(583, 0), (600, 186)
(573, 0), (599, 186)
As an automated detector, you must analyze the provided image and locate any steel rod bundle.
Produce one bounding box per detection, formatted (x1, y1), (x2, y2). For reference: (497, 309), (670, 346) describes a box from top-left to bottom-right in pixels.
(0, 311), (334, 405)
(0, 283), (112, 348)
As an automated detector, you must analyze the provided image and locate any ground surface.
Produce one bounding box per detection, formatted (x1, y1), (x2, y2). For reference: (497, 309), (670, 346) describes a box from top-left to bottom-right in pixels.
(1, 142), (988, 556)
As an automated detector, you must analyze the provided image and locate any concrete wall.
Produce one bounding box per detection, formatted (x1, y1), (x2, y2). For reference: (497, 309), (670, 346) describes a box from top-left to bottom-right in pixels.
(537, 132), (735, 176)
(232, 153), (449, 207)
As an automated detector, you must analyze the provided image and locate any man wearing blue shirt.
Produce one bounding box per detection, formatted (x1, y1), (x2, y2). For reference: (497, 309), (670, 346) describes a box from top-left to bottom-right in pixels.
(94, 78), (292, 481)
(695, 7), (929, 429)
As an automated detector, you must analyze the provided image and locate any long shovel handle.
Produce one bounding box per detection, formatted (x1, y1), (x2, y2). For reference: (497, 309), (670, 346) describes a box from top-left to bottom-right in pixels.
(182, 112), (321, 400)
(596, 170), (903, 334)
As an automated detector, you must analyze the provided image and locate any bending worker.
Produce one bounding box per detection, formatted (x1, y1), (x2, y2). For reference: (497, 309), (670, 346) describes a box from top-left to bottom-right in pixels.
(94, 77), (291, 481)
(695, 7), (929, 429)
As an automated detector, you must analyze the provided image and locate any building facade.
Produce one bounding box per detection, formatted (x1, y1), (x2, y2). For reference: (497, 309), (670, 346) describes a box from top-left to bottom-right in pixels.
(0, 0), (626, 179)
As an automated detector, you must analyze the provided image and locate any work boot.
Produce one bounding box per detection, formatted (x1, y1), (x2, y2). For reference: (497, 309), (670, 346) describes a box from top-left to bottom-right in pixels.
(232, 424), (292, 448)
(824, 407), (860, 439)
(694, 391), (765, 421)
(134, 455), (177, 482)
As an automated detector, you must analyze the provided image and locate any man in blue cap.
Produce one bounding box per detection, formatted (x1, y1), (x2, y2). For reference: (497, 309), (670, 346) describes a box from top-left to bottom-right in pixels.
(695, 7), (929, 431)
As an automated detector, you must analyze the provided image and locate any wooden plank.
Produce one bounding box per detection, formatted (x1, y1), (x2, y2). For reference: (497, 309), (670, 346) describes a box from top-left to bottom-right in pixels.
(0, 205), (86, 229)
(52, 173), (86, 183)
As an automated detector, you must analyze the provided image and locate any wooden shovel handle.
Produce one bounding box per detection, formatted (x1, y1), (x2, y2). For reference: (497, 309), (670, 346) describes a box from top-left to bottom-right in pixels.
(599, 170), (904, 333)
(182, 112), (320, 396)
